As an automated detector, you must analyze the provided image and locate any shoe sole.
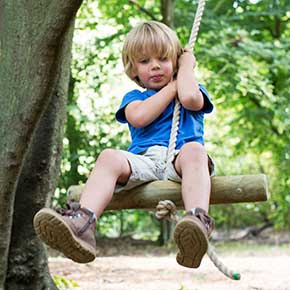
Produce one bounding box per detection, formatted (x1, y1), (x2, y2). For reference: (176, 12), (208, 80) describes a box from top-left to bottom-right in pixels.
(33, 209), (96, 263)
(174, 217), (208, 268)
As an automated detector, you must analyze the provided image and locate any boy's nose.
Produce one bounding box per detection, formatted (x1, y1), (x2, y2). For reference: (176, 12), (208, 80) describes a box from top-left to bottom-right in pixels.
(151, 60), (161, 69)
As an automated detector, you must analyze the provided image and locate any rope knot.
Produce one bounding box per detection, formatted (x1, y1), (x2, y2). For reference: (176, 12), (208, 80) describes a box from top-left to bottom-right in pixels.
(155, 200), (178, 221)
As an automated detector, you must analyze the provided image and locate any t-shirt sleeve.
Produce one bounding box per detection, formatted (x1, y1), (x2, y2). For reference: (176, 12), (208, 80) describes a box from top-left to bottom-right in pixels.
(199, 84), (214, 113)
(115, 90), (144, 123)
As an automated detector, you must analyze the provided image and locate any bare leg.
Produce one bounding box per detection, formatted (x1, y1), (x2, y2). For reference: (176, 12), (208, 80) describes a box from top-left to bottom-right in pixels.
(174, 142), (211, 212)
(33, 148), (131, 263)
(173, 142), (213, 268)
(80, 149), (131, 217)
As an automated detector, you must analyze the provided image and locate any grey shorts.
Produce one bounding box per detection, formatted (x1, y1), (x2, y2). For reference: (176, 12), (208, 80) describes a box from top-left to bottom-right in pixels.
(114, 145), (214, 193)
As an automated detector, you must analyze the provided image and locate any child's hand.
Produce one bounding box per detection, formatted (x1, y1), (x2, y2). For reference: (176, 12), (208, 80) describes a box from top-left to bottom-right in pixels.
(178, 48), (196, 69)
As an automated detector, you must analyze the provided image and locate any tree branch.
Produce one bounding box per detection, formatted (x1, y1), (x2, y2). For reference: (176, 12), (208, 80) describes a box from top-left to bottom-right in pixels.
(128, 0), (158, 20)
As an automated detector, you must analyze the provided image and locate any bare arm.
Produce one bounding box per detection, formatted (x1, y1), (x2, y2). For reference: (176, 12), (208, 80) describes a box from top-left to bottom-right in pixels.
(125, 80), (177, 128)
(177, 48), (204, 111)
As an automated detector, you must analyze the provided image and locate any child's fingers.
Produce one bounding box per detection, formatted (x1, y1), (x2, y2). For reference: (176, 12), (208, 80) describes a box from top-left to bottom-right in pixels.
(183, 48), (192, 53)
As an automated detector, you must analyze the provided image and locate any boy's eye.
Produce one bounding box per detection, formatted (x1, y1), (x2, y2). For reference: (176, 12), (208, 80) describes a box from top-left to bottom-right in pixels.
(139, 59), (149, 64)
(159, 57), (168, 61)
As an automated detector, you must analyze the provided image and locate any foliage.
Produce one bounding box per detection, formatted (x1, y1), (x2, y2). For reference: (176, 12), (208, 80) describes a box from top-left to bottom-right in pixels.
(175, 0), (289, 229)
(54, 0), (290, 235)
(178, 286), (190, 290)
(54, 0), (158, 238)
(96, 210), (160, 240)
(53, 275), (79, 289)
(194, 0), (290, 228)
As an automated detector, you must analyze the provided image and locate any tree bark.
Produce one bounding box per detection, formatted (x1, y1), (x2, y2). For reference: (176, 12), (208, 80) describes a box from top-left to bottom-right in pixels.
(161, 0), (174, 27)
(0, 1), (82, 289)
(5, 22), (73, 290)
(68, 174), (269, 210)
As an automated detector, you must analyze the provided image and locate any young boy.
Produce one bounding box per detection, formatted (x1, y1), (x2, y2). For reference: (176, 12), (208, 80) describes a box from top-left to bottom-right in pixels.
(34, 20), (214, 269)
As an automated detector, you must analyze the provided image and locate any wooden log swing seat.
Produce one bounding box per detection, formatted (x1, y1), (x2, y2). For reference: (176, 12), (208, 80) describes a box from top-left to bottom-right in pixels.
(68, 174), (269, 211)
(68, 0), (269, 282)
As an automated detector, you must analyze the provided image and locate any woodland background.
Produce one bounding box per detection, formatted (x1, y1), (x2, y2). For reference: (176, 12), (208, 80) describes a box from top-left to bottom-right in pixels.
(58, 0), (289, 237)
(0, 0), (289, 289)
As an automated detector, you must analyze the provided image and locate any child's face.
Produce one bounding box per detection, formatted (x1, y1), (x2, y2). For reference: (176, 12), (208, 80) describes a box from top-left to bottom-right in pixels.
(133, 55), (174, 90)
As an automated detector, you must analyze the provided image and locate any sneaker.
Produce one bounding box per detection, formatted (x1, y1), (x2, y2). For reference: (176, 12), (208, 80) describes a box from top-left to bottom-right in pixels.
(174, 207), (214, 268)
(33, 202), (97, 263)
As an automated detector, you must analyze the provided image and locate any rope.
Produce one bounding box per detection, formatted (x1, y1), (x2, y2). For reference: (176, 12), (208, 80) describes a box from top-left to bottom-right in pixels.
(155, 200), (177, 220)
(164, 100), (180, 179)
(207, 245), (241, 280)
(155, 200), (241, 280)
(187, 0), (206, 50)
(160, 0), (241, 281)
(164, 0), (206, 179)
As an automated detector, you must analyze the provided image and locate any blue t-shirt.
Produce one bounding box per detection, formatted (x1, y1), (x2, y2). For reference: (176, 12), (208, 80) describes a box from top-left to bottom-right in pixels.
(115, 84), (213, 154)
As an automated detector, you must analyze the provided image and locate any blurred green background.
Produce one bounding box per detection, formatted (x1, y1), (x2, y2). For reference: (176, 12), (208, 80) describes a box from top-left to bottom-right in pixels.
(52, 0), (289, 241)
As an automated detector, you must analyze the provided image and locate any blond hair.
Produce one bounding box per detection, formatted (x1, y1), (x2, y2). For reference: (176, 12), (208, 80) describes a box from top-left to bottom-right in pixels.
(122, 21), (183, 87)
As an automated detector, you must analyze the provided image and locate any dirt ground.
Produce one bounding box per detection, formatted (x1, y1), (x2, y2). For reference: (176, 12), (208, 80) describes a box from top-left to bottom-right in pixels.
(49, 229), (290, 290)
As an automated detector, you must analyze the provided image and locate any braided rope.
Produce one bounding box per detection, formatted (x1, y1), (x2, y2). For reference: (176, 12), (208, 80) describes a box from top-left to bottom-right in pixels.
(187, 0), (206, 50)
(164, 100), (181, 179)
(155, 200), (177, 220)
(164, 0), (206, 179)
(207, 245), (241, 280)
(156, 200), (178, 220)
(160, 0), (241, 280)
(155, 200), (241, 280)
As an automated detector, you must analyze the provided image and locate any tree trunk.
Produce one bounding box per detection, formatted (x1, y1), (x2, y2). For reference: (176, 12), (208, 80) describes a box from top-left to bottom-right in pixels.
(5, 22), (73, 290)
(161, 0), (174, 27)
(0, 1), (82, 289)
(66, 75), (83, 185)
(5, 84), (64, 290)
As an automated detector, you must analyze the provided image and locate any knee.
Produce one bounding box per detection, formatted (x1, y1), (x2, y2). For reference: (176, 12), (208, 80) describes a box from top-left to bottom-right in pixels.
(179, 142), (207, 165)
(97, 149), (125, 170)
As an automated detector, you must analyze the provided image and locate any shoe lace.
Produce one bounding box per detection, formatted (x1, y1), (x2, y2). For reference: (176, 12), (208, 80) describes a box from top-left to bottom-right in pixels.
(56, 201), (81, 217)
(56, 202), (96, 235)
